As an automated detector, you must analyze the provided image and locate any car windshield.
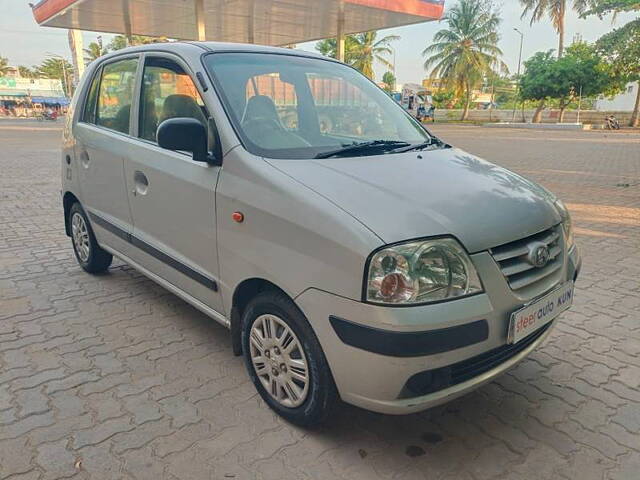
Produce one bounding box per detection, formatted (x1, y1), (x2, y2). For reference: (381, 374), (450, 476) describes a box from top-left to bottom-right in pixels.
(204, 52), (431, 159)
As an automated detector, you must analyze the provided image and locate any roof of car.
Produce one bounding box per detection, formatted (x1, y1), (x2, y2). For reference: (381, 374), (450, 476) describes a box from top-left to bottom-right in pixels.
(99, 41), (332, 62)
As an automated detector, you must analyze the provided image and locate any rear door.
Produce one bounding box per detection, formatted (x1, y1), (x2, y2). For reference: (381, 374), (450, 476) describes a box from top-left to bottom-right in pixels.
(74, 56), (139, 256)
(123, 53), (224, 313)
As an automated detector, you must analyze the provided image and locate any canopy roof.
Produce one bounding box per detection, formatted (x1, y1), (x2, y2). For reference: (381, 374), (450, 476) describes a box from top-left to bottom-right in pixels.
(33, 0), (445, 46)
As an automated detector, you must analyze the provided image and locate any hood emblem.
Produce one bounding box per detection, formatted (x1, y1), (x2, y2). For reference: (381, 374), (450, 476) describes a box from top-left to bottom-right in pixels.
(527, 242), (550, 268)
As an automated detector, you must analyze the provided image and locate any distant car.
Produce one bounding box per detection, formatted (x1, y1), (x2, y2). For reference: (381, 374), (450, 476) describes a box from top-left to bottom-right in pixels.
(61, 42), (581, 426)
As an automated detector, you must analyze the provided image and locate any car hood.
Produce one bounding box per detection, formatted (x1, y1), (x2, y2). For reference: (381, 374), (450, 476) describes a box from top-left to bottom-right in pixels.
(268, 148), (561, 253)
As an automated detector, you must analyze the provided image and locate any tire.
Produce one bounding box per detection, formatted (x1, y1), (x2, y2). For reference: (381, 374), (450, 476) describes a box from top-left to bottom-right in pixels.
(69, 202), (112, 274)
(241, 290), (339, 427)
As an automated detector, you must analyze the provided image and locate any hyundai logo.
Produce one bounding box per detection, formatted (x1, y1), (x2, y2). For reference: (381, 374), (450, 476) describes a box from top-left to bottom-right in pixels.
(527, 242), (551, 268)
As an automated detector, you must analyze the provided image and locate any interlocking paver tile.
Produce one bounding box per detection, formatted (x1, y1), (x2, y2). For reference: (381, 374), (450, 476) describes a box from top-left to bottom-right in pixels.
(1, 121), (638, 479)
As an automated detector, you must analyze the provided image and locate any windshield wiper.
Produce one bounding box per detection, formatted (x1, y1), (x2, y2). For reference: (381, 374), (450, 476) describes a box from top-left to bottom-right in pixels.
(391, 137), (449, 153)
(314, 140), (410, 159)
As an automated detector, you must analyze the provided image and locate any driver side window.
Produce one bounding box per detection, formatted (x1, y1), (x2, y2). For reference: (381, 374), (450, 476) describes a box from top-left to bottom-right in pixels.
(139, 57), (209, 143)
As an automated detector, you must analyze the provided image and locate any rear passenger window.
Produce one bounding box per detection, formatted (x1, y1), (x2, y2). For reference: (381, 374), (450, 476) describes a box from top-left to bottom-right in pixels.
(139, 57), (208, 142)
(82, 66), (101, 124)
(95, 58), (138, 134)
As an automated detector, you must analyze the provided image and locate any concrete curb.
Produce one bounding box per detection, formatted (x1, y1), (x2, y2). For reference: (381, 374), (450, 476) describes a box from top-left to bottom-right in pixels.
(483, 122), (592, 130)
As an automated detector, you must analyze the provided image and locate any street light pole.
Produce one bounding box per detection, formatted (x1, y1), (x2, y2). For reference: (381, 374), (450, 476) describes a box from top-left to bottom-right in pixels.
(511, 28), (524, 123)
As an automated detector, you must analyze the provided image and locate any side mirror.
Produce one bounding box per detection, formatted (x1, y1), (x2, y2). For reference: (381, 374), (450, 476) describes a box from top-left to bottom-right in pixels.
(157, 117), (222, 166)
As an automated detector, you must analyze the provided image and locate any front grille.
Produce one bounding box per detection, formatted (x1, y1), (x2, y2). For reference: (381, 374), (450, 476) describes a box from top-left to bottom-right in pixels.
(490, 225), (564, 295)
(400, 322), (552, 398)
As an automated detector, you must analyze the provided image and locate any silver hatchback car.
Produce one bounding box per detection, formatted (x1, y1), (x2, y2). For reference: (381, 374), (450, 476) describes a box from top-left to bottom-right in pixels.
(62, 42), (581, 426)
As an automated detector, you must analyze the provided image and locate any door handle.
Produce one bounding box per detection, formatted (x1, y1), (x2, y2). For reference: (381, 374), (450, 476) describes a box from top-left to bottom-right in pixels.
(133, 170), (149, 196)
(80, 150), (90, 168)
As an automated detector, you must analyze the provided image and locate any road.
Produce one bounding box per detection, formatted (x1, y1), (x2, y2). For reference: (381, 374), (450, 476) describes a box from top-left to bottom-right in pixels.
(1, 119), (639, 480)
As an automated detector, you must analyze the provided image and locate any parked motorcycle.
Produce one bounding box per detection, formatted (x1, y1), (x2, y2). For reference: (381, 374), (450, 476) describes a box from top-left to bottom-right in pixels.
(605, 115), (620, 130)
(37, 111), (58, 122)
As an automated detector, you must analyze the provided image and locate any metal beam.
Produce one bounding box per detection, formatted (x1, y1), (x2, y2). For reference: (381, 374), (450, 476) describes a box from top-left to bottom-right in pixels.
(195, 0), (206, 41)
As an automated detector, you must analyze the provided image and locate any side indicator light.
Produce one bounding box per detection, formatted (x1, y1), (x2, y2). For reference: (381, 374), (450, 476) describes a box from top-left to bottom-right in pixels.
(232, 212), (244, 223)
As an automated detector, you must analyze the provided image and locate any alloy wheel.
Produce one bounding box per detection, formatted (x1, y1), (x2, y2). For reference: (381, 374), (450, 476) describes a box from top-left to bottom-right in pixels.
(71, 212), (91, 262)
(249, 314), (310, 408)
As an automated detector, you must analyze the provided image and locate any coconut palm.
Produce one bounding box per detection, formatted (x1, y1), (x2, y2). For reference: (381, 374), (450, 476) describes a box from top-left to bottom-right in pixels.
(18, 66), (37, 78)
(316, 35), (360, 64)
(519, 0), (592, 57)
(423, 0), (508, 120)
(84, 41), (108, 64)
(316, 31), (399, 80)
(349, 31), (399, 80)
(0, 56), (10, 76)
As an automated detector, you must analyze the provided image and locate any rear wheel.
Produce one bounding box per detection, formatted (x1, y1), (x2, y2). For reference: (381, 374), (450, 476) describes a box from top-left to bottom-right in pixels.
(69, 203), (112, 273)
(241, 290), (338, 427)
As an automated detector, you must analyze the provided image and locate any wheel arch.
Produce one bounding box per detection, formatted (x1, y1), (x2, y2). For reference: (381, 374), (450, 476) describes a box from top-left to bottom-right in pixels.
(230, 277), (294, 356)
(63, 191), (80, 236)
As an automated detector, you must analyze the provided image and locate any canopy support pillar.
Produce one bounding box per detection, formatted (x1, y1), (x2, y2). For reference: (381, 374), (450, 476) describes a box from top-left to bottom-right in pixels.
(195, 0), (206, 41)
(248, 0), (255, 43)
(337, 0), (345, 62)
(123, 0), (132, 44)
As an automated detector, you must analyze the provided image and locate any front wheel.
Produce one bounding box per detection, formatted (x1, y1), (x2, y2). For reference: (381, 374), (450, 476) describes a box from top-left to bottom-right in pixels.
(241, 290), (338, 427)
(69, 203), (113, 273)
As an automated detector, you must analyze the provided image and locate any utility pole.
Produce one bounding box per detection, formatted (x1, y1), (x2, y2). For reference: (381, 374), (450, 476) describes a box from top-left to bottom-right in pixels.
(511, 28), (524, 123)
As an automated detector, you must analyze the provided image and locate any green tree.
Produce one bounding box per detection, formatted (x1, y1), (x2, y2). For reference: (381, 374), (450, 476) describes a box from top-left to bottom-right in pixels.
(519, 51), (557, 121)
(0, 56), (10, 76)
(580, 0), (639, 16)
(432, 90), (464, 109)
(519, 0), (591, 57)
(35, 57), (74, 97)
(84, 40), (109, 64)
(382, 71), (396, 92)
(553, 42), (621, 121)
(595, 19), (640, 125)
(520, 43), (623, 123)
(108, 35), (168, 51)
(423, 0), (507, 120)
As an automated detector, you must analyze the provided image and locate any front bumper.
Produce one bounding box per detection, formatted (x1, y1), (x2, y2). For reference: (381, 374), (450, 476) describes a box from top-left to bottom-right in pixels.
(295, 246), (581, 415)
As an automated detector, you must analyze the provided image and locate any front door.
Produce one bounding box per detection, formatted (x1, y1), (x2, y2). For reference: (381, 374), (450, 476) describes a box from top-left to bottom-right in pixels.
(123, 54), (224, 313)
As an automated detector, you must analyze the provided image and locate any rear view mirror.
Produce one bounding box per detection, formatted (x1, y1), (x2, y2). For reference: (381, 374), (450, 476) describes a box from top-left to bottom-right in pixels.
(157, 117), (221, 165)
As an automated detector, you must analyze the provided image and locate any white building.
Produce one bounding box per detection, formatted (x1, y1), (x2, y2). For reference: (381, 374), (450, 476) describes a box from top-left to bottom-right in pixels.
(595, 82), (639, 111)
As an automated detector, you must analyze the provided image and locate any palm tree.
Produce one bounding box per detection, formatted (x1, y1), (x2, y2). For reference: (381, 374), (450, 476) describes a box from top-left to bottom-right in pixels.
(0, 56), (10, 76)
(108, 35), (168, 51)
(423, 0), (507, 120)
(316, 35), (360, 64)
(36, 57), (75, 97)
(349, 31), (399, 80)
(316, 31), (399, 80)
(84, 40), (108, 64)
(18, 66), (37, 78)
(519, 0), (591, 57)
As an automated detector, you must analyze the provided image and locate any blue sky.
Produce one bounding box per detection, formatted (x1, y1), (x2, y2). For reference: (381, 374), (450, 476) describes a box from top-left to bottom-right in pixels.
(0, 0), (635, 85)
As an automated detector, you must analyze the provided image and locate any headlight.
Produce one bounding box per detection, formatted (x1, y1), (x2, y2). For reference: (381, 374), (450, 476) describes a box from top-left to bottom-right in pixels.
(365, 238), (483, 305)
(555, 199), (574, 249)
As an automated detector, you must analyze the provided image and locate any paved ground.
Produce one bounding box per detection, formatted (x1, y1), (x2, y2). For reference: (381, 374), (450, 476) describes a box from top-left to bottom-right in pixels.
(1, 119), (639, 480)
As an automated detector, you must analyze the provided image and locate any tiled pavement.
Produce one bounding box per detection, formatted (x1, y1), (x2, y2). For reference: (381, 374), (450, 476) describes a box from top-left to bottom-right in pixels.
(0, 120), (638, 479)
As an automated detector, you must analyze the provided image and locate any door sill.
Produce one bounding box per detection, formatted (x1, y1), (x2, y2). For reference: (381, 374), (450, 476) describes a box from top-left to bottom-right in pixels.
(100, 244), (230, 329)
